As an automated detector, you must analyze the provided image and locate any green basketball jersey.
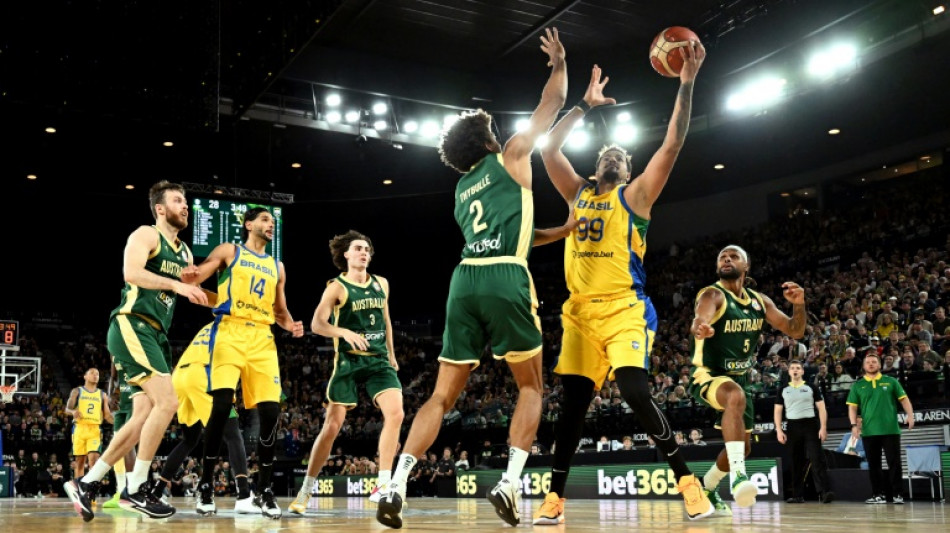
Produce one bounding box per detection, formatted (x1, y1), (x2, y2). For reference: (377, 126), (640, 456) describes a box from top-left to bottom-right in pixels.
(110, 226), (193, 332)
(690, 282), (766, 376)
(454, 153), (534, 260)
(332, 274), (388, 356)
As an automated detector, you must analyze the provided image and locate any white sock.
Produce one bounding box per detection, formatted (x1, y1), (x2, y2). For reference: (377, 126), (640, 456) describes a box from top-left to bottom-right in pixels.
(391, 454), (417, 496)
(725, 442), (746, 482)
(126, 459), (152, 494)
(703, 464), (727, 491)
(504, 447), (529, 486)
(81, 459), (113, 484)
(378, 470), (392, 486)
(300, 475), (315, 496)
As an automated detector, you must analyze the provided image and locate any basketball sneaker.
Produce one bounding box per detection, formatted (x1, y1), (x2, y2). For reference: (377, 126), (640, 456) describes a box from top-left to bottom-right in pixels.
(376, 485), (404, 529)
(289, 490), (310, 515)
(119, 486), (176, 519)
(255, 487), (282, 519)
(196, 482), (216, 516)
(369, 482), (388, 503)
(677, 474), (714, 520)
(705, 488), (732, 516)
(531, 492), (565, 525)
(865, 495), (886, 504)
(102, 491), (121, 509)
(487, 477), (521, 527)
(65, 479), (100, 522)
(892, 495), (904, 504)
(730, 473), (757, 507)
(235, 491), (259, 514)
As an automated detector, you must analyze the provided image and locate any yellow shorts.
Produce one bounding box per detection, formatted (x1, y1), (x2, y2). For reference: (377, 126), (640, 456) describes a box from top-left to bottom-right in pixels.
(72, 424), (101, 456)
(554, 292), (657, 386)
(173, 362), (213, 427)
(209, 318), (281, 408)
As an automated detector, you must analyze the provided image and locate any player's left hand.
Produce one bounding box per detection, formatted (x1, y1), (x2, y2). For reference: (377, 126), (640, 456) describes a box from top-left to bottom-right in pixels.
(907, 417), (915, 430)
(781, 282), (805, 305)
(818, 427), (827, 442)
(289, 320), (305, 338)
(180, 265), (201, 284)
(389, 355), (400, 372)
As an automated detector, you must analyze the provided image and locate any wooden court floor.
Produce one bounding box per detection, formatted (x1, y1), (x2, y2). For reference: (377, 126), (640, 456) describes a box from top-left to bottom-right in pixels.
(3, 495), (948, 532)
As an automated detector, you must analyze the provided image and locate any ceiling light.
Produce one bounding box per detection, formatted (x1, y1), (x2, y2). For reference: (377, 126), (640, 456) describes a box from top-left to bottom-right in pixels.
(344, 110), (360, 123)
(725, 76), (787, 112)
(612, 124), (637, 144)
(45, 127), (56, 133)
(714, 164), (725, 170)
(27, 174), (37, 180)
(515, 118), (530, 132)
(403, 120), (419, 133)
(374, 120), (388, 131)
(125, 184), (134, 190)
(420, 120), (440, 138)
(616, 111), (632, 123)
(935, 6), (945, 15)
(780, 192), (790, 197)
(162, 141), (174, 147)
(325, 93), (341, 107)
(372, 102), (388, 115)
(443, 114), (459, 128)
(291, 162), (302, 168)
(566, 130), (589, 150)
(534, 135), (549, 149)
(383, 179), (393, 185)
(828, 128), (840, 135)
(920, 155), (931, 161)
(325, 110), (342, 124)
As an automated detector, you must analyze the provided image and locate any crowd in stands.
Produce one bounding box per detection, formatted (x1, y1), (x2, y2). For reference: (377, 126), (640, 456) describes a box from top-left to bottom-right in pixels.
(3, 165), (950, 495)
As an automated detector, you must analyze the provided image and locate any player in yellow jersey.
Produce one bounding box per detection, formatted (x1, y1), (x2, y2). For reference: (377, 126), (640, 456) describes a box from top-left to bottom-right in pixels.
(66, 368), (114, 479)
(189, 206), (305, 519)
(533, 42), (713, 524)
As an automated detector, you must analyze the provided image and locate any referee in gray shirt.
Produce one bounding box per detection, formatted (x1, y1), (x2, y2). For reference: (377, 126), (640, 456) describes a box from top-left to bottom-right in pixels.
(774, 360), (835, 503)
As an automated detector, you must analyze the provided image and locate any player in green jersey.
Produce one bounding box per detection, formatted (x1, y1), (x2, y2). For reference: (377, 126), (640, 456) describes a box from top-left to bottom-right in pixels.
(689, 245), (806, 511)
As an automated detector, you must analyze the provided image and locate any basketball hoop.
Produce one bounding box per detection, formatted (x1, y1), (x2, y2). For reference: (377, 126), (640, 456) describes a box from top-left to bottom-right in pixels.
(0, 384), (16, 403)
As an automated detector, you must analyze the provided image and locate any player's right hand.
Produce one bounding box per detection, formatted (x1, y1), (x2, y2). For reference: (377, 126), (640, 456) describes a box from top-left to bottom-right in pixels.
(540, 27), (564, 67)
(776, 430), (787, 444)
(343, 330), (369, 351)
(177, 282), (210, 306)
(692, 319), (714, 339)
(584, 65), (616, 108)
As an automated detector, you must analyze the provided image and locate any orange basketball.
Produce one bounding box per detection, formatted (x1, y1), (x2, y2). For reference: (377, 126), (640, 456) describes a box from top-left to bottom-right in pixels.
(649, 26), (700, 77)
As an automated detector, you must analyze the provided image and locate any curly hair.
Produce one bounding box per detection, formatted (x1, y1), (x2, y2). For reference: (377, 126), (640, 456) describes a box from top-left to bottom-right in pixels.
(595, 144), (633, 170)
(329, 230), (373, 271)
(148, 180), (185, 220)
(438, 109), (495, 173)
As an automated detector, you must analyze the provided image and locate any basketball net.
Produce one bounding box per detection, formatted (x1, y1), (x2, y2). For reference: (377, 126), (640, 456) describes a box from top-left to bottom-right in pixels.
(0, 384), (16, 403)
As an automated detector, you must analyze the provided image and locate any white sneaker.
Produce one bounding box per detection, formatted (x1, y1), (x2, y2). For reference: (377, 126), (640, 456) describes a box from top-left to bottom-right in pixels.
(196, 483), (216, 516)
(730, 473), (757, 508)
(369, 482), (388, 504)
(255, 488), (281, 519)
(487, 478), (521, 526)
(288, 490), (310, 515)
(235, 492), (259, 514)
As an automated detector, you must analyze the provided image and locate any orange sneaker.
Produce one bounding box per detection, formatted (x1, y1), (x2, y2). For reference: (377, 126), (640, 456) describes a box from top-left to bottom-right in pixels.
(532, 492), (565, 525)
(677, 474), (714, 520)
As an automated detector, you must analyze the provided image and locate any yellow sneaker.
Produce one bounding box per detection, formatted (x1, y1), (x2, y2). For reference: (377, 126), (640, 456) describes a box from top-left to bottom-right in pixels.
(532, 492), (565, 525)
(677, 474), (714, 520)
(102, 492), (121, 509)
(288, 491), (310, 515)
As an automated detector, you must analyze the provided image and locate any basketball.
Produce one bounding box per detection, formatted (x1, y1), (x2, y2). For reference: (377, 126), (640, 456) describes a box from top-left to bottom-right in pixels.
(649, 26), (700, 77)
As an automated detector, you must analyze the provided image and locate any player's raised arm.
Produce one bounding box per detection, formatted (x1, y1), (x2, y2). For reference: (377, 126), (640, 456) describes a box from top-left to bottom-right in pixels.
(762, 282), (807, 339)
(502, 27), (567, 187)
(625, 41), (706, 219)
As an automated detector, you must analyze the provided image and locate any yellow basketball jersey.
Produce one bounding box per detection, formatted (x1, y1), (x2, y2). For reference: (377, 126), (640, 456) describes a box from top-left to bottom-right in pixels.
(176, 322), (214, 367)
(76, 387), (102, 425)
(214, 245), (279, 325)
(565, 184), (650, 296)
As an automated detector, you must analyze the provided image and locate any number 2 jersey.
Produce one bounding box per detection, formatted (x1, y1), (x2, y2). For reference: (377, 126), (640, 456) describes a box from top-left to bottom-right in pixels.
(565, 183), (650, 297)
(690, 282), (767, 376)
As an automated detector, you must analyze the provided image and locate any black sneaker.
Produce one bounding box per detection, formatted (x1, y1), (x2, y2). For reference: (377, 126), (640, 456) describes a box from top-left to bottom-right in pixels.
(64, 479), (100, 522)
(119, 486), (176, 518)
(147, 478), (167, 503)
(196, 482), (216, 516)
(255, 488), (282, 519)
(785, 496), (805, 503)
(821, 491), (836, 504)
(376, 489), (404, 529)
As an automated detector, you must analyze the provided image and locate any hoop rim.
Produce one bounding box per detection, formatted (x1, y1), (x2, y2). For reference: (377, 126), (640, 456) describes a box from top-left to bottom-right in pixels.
(0, 383), (17, 402)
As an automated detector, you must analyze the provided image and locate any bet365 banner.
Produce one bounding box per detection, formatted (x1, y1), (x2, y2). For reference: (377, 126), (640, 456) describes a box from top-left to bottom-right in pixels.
(455, 459), (784, 500)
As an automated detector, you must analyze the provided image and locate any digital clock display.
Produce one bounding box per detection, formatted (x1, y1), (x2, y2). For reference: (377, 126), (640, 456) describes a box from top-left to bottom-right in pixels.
(0, 320), (19, 347)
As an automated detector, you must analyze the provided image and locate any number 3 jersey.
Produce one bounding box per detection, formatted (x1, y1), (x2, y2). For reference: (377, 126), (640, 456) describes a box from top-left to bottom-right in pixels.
(330, 274), (388, 356)
(213, 244), (279, 325)
(690, 283), (767, 376)
(566, 183), (650, 297)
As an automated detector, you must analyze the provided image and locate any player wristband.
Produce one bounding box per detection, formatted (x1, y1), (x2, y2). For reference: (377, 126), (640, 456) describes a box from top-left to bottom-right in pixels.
(850, 423), (858, 427)
(575, 99), (591, 114)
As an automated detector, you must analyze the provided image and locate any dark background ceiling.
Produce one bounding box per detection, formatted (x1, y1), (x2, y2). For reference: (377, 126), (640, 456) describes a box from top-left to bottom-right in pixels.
(3, 0), (950, 326)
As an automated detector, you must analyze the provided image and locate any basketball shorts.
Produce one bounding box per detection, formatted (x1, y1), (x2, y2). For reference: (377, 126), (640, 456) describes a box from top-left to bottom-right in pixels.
(108, 314), (172, 386)
(72, 424), (102, 456)
(326, 352), (402, 409)
(439, 260), (542, 368)
(688, 367), (754, 432)
(554, 292), (657, 386)
(208, 317), (281, 408)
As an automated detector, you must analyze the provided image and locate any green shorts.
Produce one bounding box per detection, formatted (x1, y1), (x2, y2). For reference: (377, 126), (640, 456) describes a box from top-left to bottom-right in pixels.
(107, 314), (172, 386)
(688, 367), (754, 431)
(325, 353), (401, 409)
(113, 372), (141, 432)
(439, 261), (542, 367)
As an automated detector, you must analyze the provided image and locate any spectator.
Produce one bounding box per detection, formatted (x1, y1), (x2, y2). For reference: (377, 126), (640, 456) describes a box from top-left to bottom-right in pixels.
(455, 451), (470, 472)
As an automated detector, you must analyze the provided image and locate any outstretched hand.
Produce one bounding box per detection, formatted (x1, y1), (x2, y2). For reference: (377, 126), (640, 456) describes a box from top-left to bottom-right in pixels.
(583, 65), (616, 108)
(678, 40), (707, 83)
(540, 27), (565, 67)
